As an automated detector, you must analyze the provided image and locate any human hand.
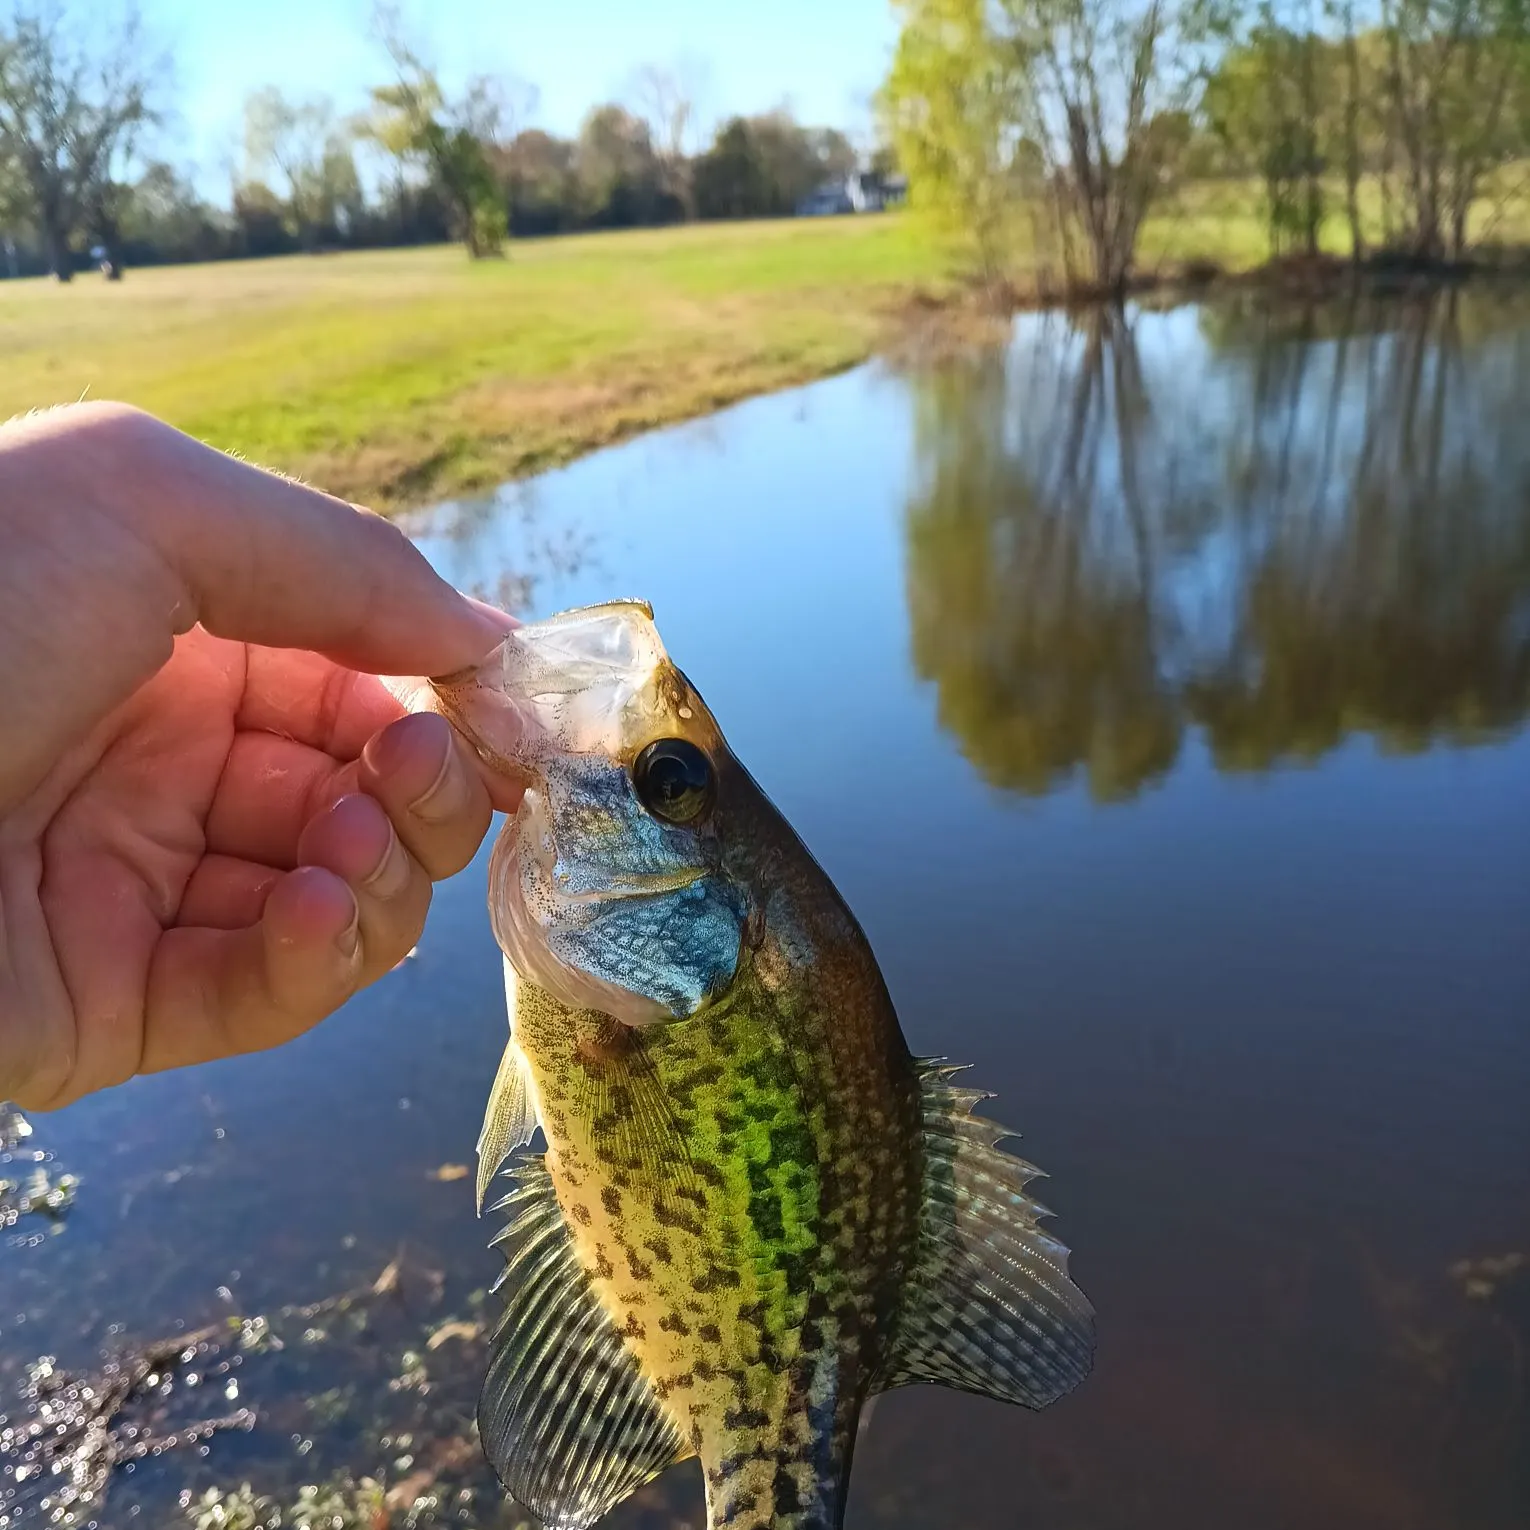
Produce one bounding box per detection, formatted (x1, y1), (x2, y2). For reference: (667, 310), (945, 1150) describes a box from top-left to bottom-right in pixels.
(0, 403), (519, 1111)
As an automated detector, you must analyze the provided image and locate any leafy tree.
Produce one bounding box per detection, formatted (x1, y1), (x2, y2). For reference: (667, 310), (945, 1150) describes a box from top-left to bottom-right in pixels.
(368, 11), (507, 258)
(243, 89), (361, 250)
(690, 110), (843, 219)
(117, 161), (231, 264)
(881, 0), (1027, 283)
(692, 117), (770, 218)
(230, 179), (296, 257)
(1203, 17), (1332, 256)
(573, 104), (666, 226)
(497, 128), (576, 235)
(1373, 0), (1528, 258)
(0, 1), (163, 280)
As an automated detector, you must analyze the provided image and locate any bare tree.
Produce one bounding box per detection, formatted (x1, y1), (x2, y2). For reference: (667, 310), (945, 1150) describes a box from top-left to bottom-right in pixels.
(0, 1), (164, 281)
(1000, 0), (1195, 292)
(628, 57), (708, 215)
(457, 72), (538, 148)
(1375, 0), (1523, 260)
(242, 88), (356, 251)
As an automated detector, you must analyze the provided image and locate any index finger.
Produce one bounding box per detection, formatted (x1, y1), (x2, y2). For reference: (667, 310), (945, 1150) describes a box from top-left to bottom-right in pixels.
(99, 406), (516, 675)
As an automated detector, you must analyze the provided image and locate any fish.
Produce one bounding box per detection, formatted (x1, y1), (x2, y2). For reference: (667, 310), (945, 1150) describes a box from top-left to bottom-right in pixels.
(416, 599), (1094, 1530)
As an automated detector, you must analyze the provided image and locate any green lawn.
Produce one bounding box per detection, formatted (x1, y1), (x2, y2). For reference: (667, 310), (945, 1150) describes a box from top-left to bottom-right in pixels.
(1140, 171), (1530, 268)
(5, 190), (1521, 513)
(0, 217), (949, 511)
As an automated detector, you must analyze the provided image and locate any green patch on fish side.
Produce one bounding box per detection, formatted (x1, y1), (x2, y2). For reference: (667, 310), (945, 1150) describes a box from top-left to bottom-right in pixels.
(421, 602), (1095, 1530)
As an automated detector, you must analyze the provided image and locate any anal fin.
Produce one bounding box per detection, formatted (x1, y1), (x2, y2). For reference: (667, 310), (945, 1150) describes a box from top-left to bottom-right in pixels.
(476, 958), (541, 1213)
(479, 1158), (694, 1529)
(878, 1059), (1095, 1409)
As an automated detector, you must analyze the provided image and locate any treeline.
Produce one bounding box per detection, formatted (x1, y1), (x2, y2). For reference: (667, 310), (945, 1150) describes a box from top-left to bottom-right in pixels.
(883, 0), (1530, 293)
(0, 4), (886, 280)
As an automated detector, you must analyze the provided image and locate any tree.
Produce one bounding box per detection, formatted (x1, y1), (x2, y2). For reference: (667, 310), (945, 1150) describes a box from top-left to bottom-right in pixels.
(1373, 0), (1527, 259)
(243, 88), (360, 251)
(691, 109), (837, 220)
(693, 117), (770, 218)
(746, 109), (836, 210)
(1001, 0), (1196, 291)
(1203, 15), (1333, 256)
(498, 127), (575, 235)
(368, 8), (507, 257)
(117, 161), (231, 264)
(0, 1), (163, 281)
(807, 126), (860, 182)
(881, 0), (1033, 285)
(573, 104), (666, 225)
(883, 0), (1196, 292)
(231, 179), (296, 258)
(629, 58), (707, 216)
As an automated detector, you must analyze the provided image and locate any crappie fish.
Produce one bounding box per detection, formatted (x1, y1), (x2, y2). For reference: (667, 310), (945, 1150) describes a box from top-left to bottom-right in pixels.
(419, 600), (1093, 1530)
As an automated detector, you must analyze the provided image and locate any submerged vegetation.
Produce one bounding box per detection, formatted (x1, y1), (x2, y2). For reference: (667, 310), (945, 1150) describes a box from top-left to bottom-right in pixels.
(0, 1108), (77, 1237)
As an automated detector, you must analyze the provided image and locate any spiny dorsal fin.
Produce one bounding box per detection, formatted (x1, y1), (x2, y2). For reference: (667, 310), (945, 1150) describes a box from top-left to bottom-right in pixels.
(877, 1058), (1095, 1409)
(476, 958), (541, 1213)
(479, 1158), (694, 1529)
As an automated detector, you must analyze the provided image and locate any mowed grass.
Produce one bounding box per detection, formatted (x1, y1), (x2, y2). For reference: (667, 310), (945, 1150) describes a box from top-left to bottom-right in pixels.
(1140, 170), (1530, 268)
(0, 217), (949, 511)
(6, 184), (1521, 512)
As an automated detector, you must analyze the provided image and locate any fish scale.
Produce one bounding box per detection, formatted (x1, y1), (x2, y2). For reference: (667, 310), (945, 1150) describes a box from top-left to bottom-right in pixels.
(513, 926), (924, 1529)
(415, 601), (1096, 1530)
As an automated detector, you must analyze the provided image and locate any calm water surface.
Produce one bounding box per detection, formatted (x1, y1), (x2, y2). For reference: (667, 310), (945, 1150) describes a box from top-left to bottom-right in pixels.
(3, 290), (1527, 1530)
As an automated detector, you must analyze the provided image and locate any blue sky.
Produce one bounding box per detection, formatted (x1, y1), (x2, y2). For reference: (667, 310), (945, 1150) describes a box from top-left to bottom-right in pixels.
(148, 0), (899, 195)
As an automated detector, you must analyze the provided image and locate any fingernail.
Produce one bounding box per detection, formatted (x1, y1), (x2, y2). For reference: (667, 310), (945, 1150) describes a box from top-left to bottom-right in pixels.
(409, 740), (469, 823)
(335, 898), (361, 960)
(467, 600), (519, 650)
(363, 824), (411, 900)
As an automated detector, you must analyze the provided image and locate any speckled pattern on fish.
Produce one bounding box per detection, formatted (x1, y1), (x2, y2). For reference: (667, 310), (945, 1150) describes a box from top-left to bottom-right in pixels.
(414, 602), (1095, 1530)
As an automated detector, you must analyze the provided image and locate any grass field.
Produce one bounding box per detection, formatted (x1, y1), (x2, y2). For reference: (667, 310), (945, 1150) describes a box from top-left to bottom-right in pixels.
(4, 187), (1521, 512)
(0, 217), (951, 511)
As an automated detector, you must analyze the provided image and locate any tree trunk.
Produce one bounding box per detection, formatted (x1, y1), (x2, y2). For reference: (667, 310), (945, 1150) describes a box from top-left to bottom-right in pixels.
(44, 220), (73, 283)
(1341, 11), (1365, 260)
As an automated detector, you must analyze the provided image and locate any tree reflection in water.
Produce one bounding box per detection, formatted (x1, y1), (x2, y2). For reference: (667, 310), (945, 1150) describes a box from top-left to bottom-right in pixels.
(905, 292), (1530, 801)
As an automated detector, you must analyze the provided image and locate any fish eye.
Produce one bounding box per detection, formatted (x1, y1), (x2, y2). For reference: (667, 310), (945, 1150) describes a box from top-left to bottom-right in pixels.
(632, 738), (715, 825)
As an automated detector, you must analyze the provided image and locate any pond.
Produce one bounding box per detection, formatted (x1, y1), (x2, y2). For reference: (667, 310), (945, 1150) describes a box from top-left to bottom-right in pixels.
(3, 287), (1527, 1530)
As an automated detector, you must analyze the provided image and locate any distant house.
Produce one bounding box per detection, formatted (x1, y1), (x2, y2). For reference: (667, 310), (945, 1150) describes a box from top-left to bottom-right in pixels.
(796, 170), (909, 218)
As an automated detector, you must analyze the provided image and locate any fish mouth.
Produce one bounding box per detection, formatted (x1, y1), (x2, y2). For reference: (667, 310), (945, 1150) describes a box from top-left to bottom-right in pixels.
(427, 674), (543, 793)
(426, 599), (671, 782)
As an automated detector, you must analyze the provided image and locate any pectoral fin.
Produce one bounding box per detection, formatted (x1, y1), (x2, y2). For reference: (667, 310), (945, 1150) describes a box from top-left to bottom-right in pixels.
(476, 958), (541, 1214)
(878, 1060), (1095, 1409)
(479, 1159), (693, 1529)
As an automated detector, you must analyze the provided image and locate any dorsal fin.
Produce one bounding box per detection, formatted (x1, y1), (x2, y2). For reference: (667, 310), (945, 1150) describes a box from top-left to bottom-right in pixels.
(475, 958), (541, 1213)
(478, 1158), (694, 1529)
(877, 1059), (1095, 1408)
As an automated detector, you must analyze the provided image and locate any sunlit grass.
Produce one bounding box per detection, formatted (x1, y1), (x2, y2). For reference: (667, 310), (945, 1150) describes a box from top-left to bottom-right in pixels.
(1143, 170), (1530, 267)
(0, 217), (948, 511)
(4, 186), (1524, 512)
